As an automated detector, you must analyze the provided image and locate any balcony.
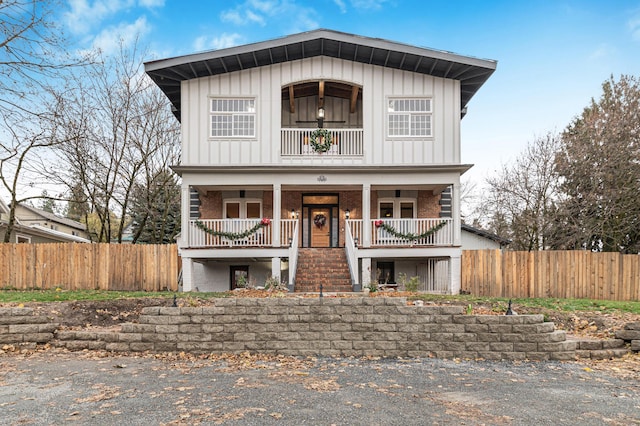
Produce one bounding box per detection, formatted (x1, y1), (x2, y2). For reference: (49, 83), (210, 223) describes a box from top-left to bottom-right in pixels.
(281, 128), (363, 156)
(348, 218), (454, 247)
(187, 219), (298, 248)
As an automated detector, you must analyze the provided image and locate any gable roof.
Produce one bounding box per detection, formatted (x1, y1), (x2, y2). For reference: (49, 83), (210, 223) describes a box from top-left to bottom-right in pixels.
(461, 223), (510, 247)
(145, 29), (497, 120)
(17, 203), (87, 231)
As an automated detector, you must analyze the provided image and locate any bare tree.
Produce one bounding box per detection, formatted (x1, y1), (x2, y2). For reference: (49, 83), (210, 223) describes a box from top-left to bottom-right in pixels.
(481, 133), (560, 251)
(46, 40), (180, 242)
(0, 0), (86, 115)
(0, 0), (89, 242)
(555, 75), (640, 253)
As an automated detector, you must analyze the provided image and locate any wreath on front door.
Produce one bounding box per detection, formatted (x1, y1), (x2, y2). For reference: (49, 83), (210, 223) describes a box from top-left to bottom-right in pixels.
(313, 213), (327, 228)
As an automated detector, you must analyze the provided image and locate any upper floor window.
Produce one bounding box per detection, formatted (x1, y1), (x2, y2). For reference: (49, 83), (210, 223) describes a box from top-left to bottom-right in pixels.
(210, 98), (256, 138)
(387, 98), (432, 137)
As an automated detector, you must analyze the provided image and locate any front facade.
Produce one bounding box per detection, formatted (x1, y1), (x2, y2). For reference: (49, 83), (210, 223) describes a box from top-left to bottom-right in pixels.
(145, 29), (496, 293)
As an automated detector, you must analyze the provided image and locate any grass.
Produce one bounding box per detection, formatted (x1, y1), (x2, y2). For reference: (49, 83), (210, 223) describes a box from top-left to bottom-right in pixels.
(0, 289), (229, 304)
(1, 289), (639, 315)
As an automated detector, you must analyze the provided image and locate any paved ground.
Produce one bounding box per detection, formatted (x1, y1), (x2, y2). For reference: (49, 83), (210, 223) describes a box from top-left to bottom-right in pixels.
(1, 352), (639, 425)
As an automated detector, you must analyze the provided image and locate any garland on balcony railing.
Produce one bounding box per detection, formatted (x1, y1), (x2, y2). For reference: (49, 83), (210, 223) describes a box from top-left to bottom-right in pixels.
(194, 218), (271, 240)
(374, 220), (447, 242)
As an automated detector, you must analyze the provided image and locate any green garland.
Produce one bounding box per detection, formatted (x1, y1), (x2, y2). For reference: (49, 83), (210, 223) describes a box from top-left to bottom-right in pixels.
(374, 220), (447, 242)
(310, 128), (332, 153)
(195, 218), (270, 240)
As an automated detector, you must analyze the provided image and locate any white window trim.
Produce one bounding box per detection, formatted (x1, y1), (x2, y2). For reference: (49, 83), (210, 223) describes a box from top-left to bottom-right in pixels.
(378, 198), (416, 219)
(386, 97), (433, 139)
(223, 199), (263, 219)
(209, 97), (257, 139)
(15, 234), (31, 243)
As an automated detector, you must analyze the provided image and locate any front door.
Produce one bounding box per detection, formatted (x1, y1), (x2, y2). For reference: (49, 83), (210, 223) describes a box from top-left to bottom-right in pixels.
(310, 207), (331, 247)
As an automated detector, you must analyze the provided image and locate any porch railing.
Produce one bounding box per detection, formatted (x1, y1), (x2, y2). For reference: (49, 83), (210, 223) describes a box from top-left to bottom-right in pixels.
(281, 128), (364, 156)
(347, 218), (454, 247)
(187, 219), (297, 248)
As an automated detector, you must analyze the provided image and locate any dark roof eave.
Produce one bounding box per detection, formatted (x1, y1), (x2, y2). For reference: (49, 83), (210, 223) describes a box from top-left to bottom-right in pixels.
(171, 164), (473, 176)
(145, 29), (496, 120)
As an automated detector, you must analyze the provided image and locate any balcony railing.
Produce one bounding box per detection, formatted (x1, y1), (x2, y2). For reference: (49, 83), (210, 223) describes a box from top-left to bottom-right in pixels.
(348, 218), (454, 247)
(187, 219), (298, 248)
(281, 128), (364, 156)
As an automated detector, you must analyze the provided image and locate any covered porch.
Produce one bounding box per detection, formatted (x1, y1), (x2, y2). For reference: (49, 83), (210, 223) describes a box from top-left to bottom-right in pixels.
(177, 170), (464, 294)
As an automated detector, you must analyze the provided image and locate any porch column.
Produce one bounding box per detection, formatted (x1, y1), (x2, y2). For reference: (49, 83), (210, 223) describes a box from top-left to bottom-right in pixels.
(452, 182), (461, 246)
(272, 183), (281, 247)
(361, 257), (372, 288)
(181, 258), (194, 292)
(362, 183), (371, 247)
(271, 257), (281, 282)
(181, 185), (191, 247)
(450, 254), (461, 295)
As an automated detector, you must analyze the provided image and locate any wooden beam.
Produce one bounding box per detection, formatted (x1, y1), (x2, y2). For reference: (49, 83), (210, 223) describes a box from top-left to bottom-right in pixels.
(350, 85), (359, 113)
(318, 80), (325, 107)
(288, 85), (295, 113)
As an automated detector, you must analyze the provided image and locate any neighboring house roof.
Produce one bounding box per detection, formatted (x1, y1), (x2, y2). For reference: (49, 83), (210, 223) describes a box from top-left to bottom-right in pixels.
(461, 223), (510, 247)
(26, 225), (91, 243)
(0, 198), (8, 215)
(17, 203), (87, 232)
(145, 28), (497, 120)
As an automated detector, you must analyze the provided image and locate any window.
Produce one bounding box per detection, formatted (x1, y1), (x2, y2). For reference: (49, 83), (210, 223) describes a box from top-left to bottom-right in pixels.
(224, 200), (262, 219)
(210, 98), (256, 138)
(378, 199), (415, 218)
(377, 262), (395, 284)
(387, 98), (432, 137)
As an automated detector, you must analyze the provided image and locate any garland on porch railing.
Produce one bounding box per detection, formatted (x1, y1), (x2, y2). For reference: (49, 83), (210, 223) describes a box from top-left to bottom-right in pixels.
(374, 220), (447, 242)
(194, 218), (271, 240)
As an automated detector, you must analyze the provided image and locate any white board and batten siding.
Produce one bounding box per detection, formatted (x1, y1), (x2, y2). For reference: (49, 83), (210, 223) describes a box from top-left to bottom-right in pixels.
(180, 56), (461, 167)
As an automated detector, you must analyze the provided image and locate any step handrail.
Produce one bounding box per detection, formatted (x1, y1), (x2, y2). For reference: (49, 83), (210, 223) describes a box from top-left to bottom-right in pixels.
(287, 220), (300, 291)
(344, 221), (359, 289)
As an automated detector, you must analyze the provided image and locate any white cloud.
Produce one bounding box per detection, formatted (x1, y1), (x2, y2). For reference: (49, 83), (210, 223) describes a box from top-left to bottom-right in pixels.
(139, 0), (165, 6)
(588, 43), (614, 61)
(334, 0), (347, 13)
(64, 0), (163, 34)
(350, 0), (390, 10)
(220, 0), (319, 33)
(88, 16), (151, 56)
(629, 14), (640, 41)
(193, 33), (244, 52)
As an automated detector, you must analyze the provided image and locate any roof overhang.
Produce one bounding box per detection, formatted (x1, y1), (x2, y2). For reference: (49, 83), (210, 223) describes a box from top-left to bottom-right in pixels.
(145, 29), (497, 121)
(171, 164), (474, 176)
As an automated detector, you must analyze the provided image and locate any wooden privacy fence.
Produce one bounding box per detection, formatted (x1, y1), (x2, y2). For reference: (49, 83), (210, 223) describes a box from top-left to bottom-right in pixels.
(0, 243), (180, 292)
(462, 250), (640, 301)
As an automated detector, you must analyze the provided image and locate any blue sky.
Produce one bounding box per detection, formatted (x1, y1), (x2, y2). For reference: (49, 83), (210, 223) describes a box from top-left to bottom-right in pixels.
(60, 0), (640, 186)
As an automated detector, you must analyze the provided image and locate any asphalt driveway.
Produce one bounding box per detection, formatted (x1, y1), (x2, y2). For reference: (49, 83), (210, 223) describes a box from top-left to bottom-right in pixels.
(1, 352), (638, 425)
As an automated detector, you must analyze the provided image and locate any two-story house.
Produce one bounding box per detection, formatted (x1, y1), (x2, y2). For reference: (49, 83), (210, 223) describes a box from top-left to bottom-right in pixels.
(145, 29), (496, 293)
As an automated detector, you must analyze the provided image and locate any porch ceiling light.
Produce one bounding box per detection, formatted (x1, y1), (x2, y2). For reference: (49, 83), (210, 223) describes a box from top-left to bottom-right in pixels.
(317, 107), (325, 119)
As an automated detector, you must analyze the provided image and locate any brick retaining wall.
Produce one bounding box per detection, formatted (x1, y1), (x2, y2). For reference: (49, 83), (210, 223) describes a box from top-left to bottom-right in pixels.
(2, 299), (633, 360)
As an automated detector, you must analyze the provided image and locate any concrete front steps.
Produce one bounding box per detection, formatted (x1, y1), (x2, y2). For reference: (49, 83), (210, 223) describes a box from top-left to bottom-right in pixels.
(294, 248), (353, 293)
